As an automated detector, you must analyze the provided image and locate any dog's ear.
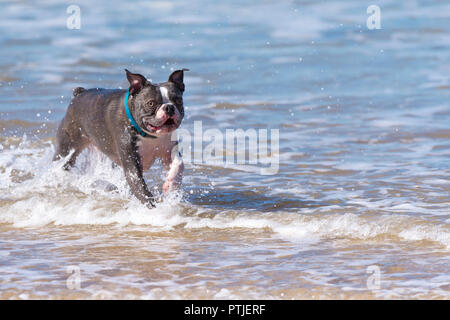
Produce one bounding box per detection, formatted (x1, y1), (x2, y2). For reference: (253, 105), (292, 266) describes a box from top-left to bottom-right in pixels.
(168, 68), (189, 92)
(125, 69), (148, 94)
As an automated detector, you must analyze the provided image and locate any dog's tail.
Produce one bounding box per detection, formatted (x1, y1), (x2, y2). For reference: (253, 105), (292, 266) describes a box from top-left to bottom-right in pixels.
(73, 87), (86, 97)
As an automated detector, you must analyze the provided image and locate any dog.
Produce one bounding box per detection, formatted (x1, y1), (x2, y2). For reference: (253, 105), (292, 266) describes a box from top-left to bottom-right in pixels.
(53, 69), (188, 208)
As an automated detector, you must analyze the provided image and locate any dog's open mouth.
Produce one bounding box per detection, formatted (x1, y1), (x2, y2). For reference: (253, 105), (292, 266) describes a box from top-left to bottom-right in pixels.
(144, 118), (176, 133)
(164, 118), (175, 126)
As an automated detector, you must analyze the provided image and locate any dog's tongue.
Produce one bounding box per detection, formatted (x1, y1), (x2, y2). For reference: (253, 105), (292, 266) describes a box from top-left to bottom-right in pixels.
(145, 119), (165, 131)
(147, 124), (161, 131)
(146, 118), (174, 131)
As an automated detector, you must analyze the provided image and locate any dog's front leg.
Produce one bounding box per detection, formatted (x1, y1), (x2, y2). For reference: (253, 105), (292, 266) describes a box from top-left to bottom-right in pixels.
(162, 142), (184, 193)
(117, 135), (155, 208)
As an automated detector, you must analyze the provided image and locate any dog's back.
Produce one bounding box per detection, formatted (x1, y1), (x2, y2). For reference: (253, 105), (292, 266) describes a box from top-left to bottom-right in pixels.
(53, 87), (126, 168)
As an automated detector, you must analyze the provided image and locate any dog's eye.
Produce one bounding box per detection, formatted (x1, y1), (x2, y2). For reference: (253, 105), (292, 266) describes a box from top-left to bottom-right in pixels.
(175, 98), (183, 105)
(147, 101), (155, 108)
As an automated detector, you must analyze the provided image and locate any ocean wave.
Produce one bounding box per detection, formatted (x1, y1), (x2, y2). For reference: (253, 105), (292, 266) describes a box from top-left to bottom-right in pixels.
(0, 135), (449, 250)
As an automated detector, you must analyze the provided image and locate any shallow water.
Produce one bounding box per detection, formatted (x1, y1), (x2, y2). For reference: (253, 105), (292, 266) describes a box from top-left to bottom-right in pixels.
(0, 0), (449, 299)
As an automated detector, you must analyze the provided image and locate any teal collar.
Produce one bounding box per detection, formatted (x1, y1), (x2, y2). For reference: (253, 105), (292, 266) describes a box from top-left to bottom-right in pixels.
(124, 89), (156, 138)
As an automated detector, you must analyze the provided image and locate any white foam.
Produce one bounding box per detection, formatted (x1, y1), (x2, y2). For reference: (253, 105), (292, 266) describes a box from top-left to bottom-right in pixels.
(39, 73), (63, 84)
(269, 186), (308, 196)
(0, 138), (449, 249)
(334, 162), (374, 171)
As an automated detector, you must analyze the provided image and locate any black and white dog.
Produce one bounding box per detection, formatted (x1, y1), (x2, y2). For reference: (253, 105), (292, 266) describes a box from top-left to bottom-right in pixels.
(53, 69), (188, 207)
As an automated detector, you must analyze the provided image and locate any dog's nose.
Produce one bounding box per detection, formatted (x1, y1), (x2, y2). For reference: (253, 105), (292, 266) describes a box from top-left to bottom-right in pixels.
(163, 104), (175, 117)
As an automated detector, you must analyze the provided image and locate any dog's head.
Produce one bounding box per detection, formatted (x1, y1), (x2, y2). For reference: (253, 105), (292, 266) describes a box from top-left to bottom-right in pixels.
(125, 68), (188, 136)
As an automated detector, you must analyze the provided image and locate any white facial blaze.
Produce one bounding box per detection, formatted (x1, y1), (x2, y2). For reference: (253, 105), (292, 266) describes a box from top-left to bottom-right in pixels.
(160, 86), (170, 104)
(158, 85), (181, 121)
